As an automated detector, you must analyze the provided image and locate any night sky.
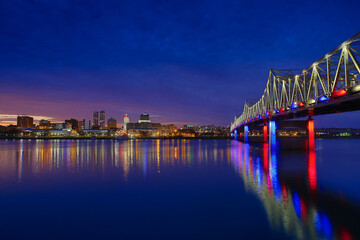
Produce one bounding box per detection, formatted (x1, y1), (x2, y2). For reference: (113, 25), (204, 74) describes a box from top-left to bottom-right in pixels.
(1, 0), (360, 127)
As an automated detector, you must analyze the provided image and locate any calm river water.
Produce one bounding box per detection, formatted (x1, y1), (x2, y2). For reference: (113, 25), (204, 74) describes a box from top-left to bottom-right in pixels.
(0, 139), (359, 239)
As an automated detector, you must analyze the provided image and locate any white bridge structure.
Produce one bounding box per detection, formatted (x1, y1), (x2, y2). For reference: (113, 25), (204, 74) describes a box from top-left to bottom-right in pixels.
(231, 32), (360, 133)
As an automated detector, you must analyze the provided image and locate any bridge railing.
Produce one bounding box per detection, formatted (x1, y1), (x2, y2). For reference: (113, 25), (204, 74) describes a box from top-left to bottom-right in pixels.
(231, 32), (360, 132)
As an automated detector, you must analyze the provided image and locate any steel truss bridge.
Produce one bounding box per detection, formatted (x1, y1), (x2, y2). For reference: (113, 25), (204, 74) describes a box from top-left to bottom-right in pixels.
(231, 32), (360, 133)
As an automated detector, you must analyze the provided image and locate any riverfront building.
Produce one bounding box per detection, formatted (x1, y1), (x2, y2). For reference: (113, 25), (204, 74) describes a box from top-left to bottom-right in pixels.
(93, 112), (99, 128)
(17, 115), (33, 128)
(65, 119), (79, 131)
(138, 113), (150, 123)
(100, 110), (106, 129)
(39, 119), (52, 129)
(127, 113), (162, 137)
(108, 117), (117, 129)
(123, 114), (129, 131)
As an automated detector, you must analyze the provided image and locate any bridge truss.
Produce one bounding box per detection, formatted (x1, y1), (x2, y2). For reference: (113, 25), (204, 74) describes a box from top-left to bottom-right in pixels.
(231, 32), (360, 132)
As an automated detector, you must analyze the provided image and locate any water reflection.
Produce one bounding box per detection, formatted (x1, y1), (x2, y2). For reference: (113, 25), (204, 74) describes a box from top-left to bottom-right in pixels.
(0, 139), (358, 239)
(231, 140), (358, 240)
(0, 139), (233, 183)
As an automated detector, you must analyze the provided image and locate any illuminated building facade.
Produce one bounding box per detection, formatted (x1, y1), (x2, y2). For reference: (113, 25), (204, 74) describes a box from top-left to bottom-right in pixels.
(17, 115), (34, 128)
(65, 119), (79, 131)
(183, 125), (194, 130)
(93, 112), (99, 128)
(108, 117), (117, 129)
(177, 129), (196, 137)
(127, 122), (162, 131)
(138, 113), (150, 123)
(100, 110), (105, 128)
(52, 122), (71, 130)
(84, 119), (91, 130)
(39, 119), (52, 129)
(123, 114), (129, 131)
(127, 113), (162, 137)
(162, 124), (178, 137)
(78, 120), (85, 131)
(163, 124), (177, 131)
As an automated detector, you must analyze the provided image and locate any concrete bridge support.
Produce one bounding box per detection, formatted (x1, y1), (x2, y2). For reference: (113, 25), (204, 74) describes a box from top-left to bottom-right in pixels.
(269, 120), (276, 147)
(263, 124), (268, 143)
(307, 118), (315, 150)
(244, 125), (249, 143)
(234, 129), (238, 140)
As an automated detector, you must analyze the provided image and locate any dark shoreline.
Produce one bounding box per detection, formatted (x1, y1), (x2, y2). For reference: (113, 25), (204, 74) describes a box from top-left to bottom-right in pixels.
(1, 136), (360, 140)
(0, 136), (233, 140)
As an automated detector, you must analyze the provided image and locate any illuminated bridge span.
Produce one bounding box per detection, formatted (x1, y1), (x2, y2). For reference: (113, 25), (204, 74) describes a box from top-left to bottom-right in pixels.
(231, 32), (360, 136)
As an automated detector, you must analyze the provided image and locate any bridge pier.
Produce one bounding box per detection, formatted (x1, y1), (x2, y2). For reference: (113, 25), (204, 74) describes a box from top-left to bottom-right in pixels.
(263, 123), (268, 143)
(269, 120), (276, 147)
(307, 117), (315, 150)
(243, 125), (265, 143)
(244, 125), (249, 143)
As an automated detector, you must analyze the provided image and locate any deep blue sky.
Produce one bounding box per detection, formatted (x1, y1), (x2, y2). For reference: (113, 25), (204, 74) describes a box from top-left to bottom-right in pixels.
(0, 0), (360, 127)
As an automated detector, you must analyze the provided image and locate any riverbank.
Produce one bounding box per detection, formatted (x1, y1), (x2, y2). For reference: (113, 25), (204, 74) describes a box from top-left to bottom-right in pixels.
(0, 136), (233, 140)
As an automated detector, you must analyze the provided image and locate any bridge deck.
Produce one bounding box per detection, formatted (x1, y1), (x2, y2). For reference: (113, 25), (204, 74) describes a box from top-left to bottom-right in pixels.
(236, 93), (360, 128)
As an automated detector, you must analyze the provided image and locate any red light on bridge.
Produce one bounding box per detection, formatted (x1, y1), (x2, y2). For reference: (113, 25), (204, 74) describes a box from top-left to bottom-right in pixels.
(298, 101), (305, 107)
(280, 107), (284, 112)
(333, 89), (347, 98)
(263, 125), (268, 142)
(308, 119), (315, 150)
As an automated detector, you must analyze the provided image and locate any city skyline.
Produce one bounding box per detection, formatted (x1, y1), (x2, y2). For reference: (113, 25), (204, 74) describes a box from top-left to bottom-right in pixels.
(7, 111), (230, 129)
(0, 112), (198, 128)
(1, 1), (360, 127)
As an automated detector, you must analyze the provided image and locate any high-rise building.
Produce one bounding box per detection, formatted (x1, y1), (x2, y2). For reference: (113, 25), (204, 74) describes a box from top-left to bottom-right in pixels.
(78, 120), (85, 131)
(123, 114), (129, 131)
(17, 115), (34, 128)
(39, 119), (52, 129)
(93, 112), (99, 128)
(100, 110), (105, 128)
(65, 119), (79, 131)
(108, 117), (117, 129)
(138, 113), (150, 123)
(84, 119), (91, 130)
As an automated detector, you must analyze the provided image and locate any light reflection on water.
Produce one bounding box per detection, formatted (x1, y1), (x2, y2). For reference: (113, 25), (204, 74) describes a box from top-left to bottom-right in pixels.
(231, 139), (359, 240)
(0, 139), (232, 183)
(0, 139), (359, 240)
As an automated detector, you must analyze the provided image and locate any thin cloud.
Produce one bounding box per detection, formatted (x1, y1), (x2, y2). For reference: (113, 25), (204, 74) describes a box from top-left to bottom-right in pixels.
(0, 114), (57, 125)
